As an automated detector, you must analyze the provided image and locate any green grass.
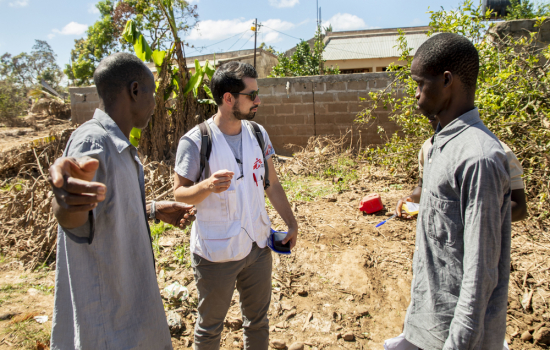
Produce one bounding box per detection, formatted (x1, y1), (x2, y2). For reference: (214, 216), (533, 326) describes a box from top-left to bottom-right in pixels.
(3, 320), (51, 350)
(150, 222), (175, 255)
(1, 180), (23, 192)
(173, 244), (190, 267)
(280, 176), (335, 202)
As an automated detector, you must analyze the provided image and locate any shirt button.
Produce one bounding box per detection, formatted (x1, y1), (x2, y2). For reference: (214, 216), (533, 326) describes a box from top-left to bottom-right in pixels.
(415, 246), (419, 251)
(428, 158), (432, 163)
(412, 274), (415, 279)
(424, 188), (427, 193)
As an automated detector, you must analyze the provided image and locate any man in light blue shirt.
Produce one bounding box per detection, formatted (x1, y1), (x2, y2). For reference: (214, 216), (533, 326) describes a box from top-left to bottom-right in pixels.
(403, 33), (511, 350)
(48, 53), (195, 350)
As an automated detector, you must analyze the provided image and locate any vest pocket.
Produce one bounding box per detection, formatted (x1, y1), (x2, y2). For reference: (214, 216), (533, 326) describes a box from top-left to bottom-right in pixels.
(252, 211), (271, 244)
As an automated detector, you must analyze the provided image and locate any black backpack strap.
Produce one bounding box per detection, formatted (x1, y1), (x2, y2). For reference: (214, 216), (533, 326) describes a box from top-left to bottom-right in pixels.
(246, 121), (270, 190)
(198, 121), (212, 183)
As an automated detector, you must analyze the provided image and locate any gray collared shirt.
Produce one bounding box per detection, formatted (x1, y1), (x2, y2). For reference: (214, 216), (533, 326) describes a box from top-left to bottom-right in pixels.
(51, 109), (172, 350)
(404, 108), (511, 350)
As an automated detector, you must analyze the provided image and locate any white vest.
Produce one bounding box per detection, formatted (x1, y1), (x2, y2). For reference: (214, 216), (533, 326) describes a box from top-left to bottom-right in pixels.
(186, 118), (272, 262)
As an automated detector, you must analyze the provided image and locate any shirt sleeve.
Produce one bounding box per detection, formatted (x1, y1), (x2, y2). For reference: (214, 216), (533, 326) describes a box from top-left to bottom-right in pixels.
(175, 130), (201, 183)
(60, 134), (106, 244)
(505, 149), (524, 190)
(443, 156), (511, 349)
(259, 125), (275, 160)
(418, 147), (424, 178)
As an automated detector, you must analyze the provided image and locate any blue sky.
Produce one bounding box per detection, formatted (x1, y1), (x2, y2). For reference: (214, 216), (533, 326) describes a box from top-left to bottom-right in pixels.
(0, 0), (462, 74)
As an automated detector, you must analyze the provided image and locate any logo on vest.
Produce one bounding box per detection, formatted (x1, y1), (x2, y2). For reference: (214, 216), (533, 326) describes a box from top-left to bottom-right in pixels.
(253, 158), (263, 170)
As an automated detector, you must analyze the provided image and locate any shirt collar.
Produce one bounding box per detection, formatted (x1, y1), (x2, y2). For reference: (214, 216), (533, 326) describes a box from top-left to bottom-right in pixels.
(92, 109), (132, 154)
(434, 107), (481, 148)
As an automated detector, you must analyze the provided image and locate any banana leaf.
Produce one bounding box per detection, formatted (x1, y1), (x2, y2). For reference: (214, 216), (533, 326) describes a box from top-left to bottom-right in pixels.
(129, 127), (141, 148)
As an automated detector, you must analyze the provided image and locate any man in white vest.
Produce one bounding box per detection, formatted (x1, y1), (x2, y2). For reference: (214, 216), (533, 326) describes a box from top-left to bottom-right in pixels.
(173, 61), (298, 349)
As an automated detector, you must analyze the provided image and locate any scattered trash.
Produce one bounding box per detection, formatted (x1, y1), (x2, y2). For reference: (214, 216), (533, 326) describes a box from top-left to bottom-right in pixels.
(34, 315), (48, 323)
(166, 310), (183, 334)
(163, 282), (189, 301)
(359, 193), (384, 214)
(403, 202), (420, 216)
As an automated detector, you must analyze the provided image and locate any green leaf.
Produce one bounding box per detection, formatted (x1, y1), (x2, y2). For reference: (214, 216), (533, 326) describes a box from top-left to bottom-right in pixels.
(122, 19), (136, 43)
(203, 84), (213, 99)
(198, 99), (217, 105)
(204, 60), (216, 80)
(129, 127), (141, 147)
(193, 59), (204, 97)
(133, 34), (153, 62)
(183, 72), (199, 95)
(151, 50), (166, 67)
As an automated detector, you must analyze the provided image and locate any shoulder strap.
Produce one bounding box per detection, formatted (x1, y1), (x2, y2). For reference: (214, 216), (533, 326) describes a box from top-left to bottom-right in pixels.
(198, 122), (212, 183)
(246, 120), (270, 190)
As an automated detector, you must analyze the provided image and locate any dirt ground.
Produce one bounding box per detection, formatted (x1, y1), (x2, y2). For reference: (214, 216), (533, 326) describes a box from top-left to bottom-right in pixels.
(1, 166), (548, 349)
(0, 118), (71, 152)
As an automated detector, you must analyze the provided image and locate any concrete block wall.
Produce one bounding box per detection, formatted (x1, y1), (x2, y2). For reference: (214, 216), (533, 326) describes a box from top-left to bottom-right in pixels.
(69, 87), (100, 125)
(68, 73), (402, 156)
(255, 72), (400, 156)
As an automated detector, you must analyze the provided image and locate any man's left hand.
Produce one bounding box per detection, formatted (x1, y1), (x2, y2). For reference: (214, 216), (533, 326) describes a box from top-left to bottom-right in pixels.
(282, 225), (298, 250)
(155, 201), (196, 229)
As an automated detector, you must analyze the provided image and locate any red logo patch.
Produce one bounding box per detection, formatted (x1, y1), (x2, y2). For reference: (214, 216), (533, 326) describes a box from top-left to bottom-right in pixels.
(265, 144), (272, 156)
(253, 158), (263, 170)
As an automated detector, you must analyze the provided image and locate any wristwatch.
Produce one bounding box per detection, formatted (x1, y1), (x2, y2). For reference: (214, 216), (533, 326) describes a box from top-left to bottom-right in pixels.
(149, 200), (160, 224)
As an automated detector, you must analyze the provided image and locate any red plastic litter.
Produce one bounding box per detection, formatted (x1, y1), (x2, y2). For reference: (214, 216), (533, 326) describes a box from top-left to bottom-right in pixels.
(359, 193), (384, 214)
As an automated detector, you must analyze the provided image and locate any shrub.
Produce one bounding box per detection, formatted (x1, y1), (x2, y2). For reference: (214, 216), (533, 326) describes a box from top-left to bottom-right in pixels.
(357, 1), (550, 219)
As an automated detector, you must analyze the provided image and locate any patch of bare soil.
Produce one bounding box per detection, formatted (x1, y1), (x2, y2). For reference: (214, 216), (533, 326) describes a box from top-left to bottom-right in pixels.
(0, 154), (548, 349)
(0, 118), (71, 152)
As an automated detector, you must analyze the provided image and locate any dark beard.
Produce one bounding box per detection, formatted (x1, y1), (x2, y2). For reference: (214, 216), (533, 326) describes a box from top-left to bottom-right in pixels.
(232, 103), (256, 121)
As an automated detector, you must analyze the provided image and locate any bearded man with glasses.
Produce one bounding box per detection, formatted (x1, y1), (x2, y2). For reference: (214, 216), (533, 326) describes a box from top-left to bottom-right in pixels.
(173, 61), (298, 350)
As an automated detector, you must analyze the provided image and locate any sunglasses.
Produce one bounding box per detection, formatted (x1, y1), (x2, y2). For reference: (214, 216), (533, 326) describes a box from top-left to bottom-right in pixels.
(236, 89), (260, 101)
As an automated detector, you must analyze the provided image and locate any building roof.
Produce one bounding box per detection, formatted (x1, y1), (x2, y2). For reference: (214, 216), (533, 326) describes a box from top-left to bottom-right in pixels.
(322, 26), (431, 61)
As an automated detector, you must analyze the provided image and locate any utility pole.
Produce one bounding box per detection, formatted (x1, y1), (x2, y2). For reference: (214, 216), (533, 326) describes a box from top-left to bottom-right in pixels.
(253, 18), (258, 69)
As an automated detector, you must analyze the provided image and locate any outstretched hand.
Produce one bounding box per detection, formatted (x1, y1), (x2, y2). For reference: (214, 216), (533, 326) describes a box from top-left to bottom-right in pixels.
(155, 201), (196, 229)
(49, 156), (107, 213)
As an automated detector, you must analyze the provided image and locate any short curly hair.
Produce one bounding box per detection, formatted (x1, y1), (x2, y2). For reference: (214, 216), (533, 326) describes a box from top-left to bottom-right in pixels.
(414, 33), (479, 93)
(211, 61), (258, 106)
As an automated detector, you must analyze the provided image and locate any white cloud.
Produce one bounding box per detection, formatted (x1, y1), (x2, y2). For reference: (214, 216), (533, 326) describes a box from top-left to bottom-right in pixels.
(87, 3), (99, 14)
(49, 22), (88, 39)
(269, 0), (299, 8)
(9, 0), (29, 7)
(187, 18), (294, 44)
(54, 22), (88, 35)
(324, 13), (370, 31)
(187, 0), (200, 3)
(410, 18), (425, 26)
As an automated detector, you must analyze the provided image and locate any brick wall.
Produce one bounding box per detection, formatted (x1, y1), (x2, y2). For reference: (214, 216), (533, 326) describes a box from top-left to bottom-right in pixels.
(255, 72), (400, 156)
(69, 73), (401, 156)
(69, 86), (100, 125)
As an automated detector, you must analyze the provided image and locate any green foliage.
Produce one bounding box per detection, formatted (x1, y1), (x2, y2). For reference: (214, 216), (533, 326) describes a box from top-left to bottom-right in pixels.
(65, 0), (198, 86)
(1, 40), (63, 92)
(269, 25), (339, 77)
(150, 222), (174, 255)
(358, 0), (550, 218)
(173, 244), (190, 266)
(0, 78), (27, 125)
(506, 0), (550, 19)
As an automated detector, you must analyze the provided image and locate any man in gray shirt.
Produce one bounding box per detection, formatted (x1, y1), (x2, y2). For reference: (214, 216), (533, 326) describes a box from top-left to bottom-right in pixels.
(48, 53), (195, 350)
(402, 33), (511, 349)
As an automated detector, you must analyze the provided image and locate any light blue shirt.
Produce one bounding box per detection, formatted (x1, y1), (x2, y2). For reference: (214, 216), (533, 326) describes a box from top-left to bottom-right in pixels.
(404, 108), (512, 350)
(51, 109), (172, 350)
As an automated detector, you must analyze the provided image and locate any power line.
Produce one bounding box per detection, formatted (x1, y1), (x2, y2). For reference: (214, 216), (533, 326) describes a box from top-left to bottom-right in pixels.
(239, 33), (256, 50)
(226, 30), (250, 52)
(261, 24), (302, 41)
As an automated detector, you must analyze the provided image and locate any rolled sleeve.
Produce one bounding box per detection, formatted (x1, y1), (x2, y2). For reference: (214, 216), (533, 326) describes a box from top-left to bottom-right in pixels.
(443, 157), (510, 349)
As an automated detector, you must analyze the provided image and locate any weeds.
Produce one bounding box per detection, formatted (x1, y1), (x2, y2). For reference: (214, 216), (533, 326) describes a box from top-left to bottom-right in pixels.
(173, 244), (190, 267)
(150, 222), (175, 255)
(2, 320), (51, 350)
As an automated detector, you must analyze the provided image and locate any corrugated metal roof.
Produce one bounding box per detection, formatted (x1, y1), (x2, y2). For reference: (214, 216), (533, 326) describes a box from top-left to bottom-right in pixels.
(323, 32), (430, 61)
